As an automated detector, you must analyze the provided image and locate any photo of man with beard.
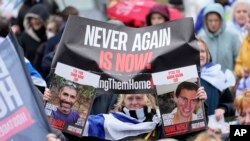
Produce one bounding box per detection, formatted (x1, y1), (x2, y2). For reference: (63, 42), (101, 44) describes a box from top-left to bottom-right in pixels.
(51, 83), (80, 124)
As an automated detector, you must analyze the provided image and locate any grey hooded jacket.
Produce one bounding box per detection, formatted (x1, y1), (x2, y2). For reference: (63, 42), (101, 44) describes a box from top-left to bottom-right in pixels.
(198, 3), (241, 71)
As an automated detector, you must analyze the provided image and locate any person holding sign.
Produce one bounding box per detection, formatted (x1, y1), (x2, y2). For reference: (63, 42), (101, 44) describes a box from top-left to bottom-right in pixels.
(84, 93), (161, 141)
(44, 91), (160, 140)
(113, 94), (159, 122)
(198, 38), (235, 120)
(44, 82), (80, 124)
(170, 81), (207, 125)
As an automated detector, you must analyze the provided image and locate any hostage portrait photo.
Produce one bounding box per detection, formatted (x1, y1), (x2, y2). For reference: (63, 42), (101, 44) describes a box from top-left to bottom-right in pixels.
(156, 78), (206, 137)
(45, 74), (95, 136)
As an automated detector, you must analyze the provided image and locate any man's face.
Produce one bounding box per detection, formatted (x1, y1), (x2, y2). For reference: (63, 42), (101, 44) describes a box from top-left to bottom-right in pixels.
(206, 13), (221, 33)
(124, 94), (146, 110)
(58, 86), (77, 114)
(150, 13), (166, 25)
(234, 4), (248, 27)
(176, 89), (199, 118)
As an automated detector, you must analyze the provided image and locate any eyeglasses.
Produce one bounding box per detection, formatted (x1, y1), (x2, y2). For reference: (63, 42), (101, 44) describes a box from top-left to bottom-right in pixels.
(64, 81), (77, 89)
(178, 96), (199, 105)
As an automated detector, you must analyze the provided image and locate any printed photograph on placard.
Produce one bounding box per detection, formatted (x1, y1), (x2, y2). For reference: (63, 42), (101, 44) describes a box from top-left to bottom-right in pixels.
(152, 65), (206, 137)
(157, 79), (206, 137)
(44, 62), (100, 137)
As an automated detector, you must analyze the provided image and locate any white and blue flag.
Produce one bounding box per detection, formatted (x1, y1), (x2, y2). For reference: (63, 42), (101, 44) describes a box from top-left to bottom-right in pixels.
(83, 112), (158, 140)
(201, 63), (235, 92)
(24, 58), (47, 87)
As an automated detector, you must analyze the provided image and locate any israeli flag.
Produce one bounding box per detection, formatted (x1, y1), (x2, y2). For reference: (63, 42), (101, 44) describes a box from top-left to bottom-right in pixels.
(201, 63), (235, 92)
(24, 58), (47, 87)
(83, 112), (158, 140)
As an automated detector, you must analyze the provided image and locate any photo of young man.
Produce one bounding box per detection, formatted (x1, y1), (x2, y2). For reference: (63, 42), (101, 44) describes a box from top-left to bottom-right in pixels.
(51, 82), (79, 124)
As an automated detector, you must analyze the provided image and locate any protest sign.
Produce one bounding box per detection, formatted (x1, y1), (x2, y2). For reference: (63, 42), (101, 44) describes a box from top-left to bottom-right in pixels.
(50, 15), (203, 139)
(45, 62), (100, 136)
(52, 15), (199, 83)
(153, 65), (206, 137)
(0, 33), (51, 141)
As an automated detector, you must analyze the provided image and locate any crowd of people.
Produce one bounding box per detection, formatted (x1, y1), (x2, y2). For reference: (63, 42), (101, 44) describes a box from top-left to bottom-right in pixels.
(1, 0), (250, 141)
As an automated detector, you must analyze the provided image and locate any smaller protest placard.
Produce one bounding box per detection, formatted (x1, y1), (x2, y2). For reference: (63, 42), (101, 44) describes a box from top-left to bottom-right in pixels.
(152, 65), (206, 137)
(45, 62), (100, 136)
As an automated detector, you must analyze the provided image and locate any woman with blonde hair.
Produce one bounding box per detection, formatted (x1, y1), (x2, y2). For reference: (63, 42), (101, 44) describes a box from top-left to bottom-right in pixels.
(83, 93), (161, 140)
(116, 93), (158, 122)
(234, 89), (250, 125)
(197, 38), (235, 121)
(114, 94), (157, 112)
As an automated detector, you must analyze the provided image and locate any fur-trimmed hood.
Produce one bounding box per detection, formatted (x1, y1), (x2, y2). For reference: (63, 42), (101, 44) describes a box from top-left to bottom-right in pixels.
(23, 4), (49, 42)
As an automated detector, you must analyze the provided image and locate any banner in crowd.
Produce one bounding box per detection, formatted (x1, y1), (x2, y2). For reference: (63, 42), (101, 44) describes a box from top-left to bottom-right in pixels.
(0, 33), (51, 141)
(50, 15), (204, 139)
